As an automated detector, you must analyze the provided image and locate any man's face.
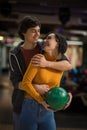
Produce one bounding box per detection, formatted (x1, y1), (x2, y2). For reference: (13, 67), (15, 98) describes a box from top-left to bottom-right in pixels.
(23, 26), (40, 44)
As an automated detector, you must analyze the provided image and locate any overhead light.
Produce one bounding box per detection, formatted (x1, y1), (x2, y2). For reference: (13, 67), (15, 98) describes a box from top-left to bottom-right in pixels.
(67, 40), (83, 45)
(0, 36), (4, 41)
(69, 30), (87, 36)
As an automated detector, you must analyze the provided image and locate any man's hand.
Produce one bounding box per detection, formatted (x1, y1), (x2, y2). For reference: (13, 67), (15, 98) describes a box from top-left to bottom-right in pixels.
(31, 54), (48, 67)
(41, 101), (57, 112)
(33, 84), (50, 95)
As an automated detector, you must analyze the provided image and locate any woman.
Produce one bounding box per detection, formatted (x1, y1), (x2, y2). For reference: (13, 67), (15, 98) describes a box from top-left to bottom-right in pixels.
(20, 32), (72, 130)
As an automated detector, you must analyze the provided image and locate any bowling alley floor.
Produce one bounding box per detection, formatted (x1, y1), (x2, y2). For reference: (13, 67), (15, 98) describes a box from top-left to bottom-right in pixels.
(0, 125), (87, 130)
(0, 74), (87, 130)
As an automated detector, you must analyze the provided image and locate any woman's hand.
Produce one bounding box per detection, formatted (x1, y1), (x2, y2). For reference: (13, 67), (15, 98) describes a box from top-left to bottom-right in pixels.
(63, 92), (72, 110)
(33, 84), (50, 95)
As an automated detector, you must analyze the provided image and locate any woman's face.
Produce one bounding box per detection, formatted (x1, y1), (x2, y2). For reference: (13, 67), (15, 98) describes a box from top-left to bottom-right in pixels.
(43, 33), (59, 53)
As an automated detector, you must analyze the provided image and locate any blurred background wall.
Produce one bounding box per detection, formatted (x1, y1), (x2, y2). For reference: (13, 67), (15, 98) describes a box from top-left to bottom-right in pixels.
(0, 0), (87, 130)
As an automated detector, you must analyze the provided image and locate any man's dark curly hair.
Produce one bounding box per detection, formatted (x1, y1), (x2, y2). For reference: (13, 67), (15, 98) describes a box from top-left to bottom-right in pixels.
(18, 15), (41, 40)
(45, 31), (68, 54)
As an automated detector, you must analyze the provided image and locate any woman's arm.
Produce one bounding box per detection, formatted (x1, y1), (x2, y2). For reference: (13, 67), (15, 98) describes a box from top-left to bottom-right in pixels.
(20, 62), (44, 104)
(31, 54), (72, 71)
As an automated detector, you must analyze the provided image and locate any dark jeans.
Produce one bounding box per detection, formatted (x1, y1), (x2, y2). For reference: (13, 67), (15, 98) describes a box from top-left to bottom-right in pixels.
(20, 98), (56, 130)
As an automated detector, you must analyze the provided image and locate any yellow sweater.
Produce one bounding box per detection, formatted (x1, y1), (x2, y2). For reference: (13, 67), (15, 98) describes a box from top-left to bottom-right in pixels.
(21, 53), (64, 104)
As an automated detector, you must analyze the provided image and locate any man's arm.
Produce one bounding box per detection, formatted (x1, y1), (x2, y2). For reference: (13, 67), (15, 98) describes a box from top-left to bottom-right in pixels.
(31, 54), (72, 71)
(9, 53), (23, 88)
(45, 60), (72, 71)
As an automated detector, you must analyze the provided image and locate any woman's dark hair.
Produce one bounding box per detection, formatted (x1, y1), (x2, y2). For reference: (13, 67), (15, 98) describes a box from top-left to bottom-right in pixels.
(18, 16), (41, 40)
(45, 31), (68, 54)
(55, 32), (68, 54)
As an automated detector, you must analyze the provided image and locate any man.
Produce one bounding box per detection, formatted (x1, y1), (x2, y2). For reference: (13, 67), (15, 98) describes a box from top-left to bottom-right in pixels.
(9, 15), (72, 130)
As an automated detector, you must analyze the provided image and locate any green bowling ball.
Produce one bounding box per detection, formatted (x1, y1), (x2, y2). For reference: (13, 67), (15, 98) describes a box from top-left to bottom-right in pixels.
(45, 87), (69, 110)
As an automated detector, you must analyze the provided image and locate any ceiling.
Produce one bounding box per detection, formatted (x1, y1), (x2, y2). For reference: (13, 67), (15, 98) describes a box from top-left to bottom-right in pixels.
(0, 0), (87, 40)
